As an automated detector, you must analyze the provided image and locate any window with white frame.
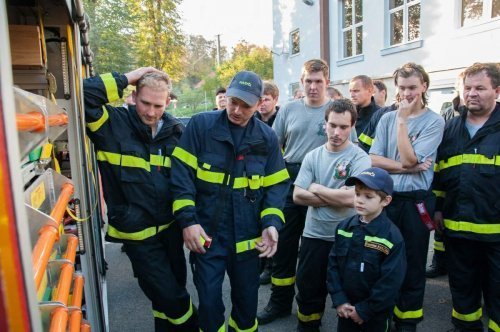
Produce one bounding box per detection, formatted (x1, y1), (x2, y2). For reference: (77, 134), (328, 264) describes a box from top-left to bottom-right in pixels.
(341, 0), (363, 58)
(461, 0), (500, 26)
(290, 29), (300, 55)
(388, 0), (421, 46)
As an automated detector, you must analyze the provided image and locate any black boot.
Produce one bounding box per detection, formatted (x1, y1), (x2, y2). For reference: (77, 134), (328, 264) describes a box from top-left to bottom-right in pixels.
(259, 259), (272, 285)
(426, 251), (447, 278)
(257, 304), (291, 325)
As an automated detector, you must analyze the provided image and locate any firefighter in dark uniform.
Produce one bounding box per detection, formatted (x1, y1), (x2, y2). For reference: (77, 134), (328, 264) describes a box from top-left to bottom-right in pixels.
(328, 167), (406, 331)
(433, 62), (500, 332)
(83, 67), (198, 331)
(170, 71), (290, 332)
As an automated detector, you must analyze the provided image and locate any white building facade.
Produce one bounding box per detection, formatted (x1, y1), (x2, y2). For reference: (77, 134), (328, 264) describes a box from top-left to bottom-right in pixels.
(273, 0), (500, 112)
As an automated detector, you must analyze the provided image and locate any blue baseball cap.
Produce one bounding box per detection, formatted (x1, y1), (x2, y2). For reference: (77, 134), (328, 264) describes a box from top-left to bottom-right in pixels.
(345, 167), (394, 195)
(226, 71), (263, 106)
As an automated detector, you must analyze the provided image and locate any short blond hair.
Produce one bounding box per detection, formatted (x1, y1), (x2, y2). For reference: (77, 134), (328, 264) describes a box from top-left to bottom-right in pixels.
(136, 72), (171, 94)
(301, 59), (329, 80)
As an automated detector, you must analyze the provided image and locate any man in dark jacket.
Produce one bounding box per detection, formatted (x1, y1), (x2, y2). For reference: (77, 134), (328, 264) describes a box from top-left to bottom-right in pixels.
(349, 75), (380, 135)
(84, 67), (198, 331)
(171, 71), (290, 332)
(433, 62), (500, 332)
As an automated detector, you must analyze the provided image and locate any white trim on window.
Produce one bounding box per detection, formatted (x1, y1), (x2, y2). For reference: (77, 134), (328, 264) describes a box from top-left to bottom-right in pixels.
(385, 0), (422, 48)
(340, 0), (364, 59)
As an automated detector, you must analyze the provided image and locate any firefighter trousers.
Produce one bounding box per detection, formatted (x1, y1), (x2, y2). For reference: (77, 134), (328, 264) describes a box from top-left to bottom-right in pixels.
(268, 162), (307, 311)
(445, 237), (500, 331)
(190, 236), (260, 332)
(296, 237), (334, 328)
(386, 189), (435, 328)
(123, 224), (198, 331)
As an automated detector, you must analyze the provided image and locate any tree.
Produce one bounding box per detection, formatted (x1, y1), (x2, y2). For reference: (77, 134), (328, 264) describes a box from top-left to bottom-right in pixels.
(131, 0), (186, 81)
(84, 0), (137, 74)
(217, 41), (273, 86)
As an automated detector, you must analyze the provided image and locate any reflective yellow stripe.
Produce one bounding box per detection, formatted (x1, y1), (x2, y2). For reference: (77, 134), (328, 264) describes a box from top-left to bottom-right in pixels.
(452, 307), (482, 322)
(86, 106), (109, 132)
(364, 235), (394, 249)
(149, 155), (171, 169)
(122, 155), (150, 171)
(97, 150), (171, 171)
(107, 222), (172, 241)
(297, 309), (322, 323)
(153, 299), (193, 325)
(434, 240), (445, 252)
(228, 317), (257, 332)
(433, 163), (440, 172)
(489, 318), (500, 332)
(150, 154), (163, 166)
(438, 154), (500, 171)
(338, 229), (353, 238)
(233, 177), (248, 189)
(358, 133), (373, 146)
(260, 208), (285, 223)
(263, 168), (289, 187)
(433, 190), (445, 198)
(97, 150), (121, 165)
(172, 147), (198, 169)
(197, 168), (225, 184)
(173, 199), (195, 213)
(271, 276), (295, 286)
(235, 237), (261, 254)
(248, 175), (262, 189)
(394, 306), (423, 319)
(100, 73), (119, 102)
(444, 219), (500, 235)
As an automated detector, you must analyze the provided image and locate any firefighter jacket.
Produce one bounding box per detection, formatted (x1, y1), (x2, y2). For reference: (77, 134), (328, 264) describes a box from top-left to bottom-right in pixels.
(83, 72), (183, 242)
(170, 110), (290, 259)
(358, 104), (397, 153)
(327, 212), (406, 322)
(355, 96), (380, 137)
(433, 103), (500, 242)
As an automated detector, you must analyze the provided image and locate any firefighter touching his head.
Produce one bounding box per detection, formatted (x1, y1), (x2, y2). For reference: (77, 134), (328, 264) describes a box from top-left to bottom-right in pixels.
(83, 67), (198, 331)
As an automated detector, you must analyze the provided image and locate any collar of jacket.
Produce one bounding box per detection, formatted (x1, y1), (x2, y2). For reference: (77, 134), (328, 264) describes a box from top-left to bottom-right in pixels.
(209, 110), (266, 153)
(345, 210), (390, 236)
(356, 97), (378, 118)
(127, 106), (181, 142)
(456, 102), (500, 140)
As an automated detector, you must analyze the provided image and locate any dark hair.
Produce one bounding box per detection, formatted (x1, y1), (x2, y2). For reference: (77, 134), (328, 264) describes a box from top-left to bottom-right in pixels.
(350, 75), (374, 90)
(354, 180), (388, 200)
(263, 81), (279, 99)
(324, 98), (357, 125)
(393, 63), (430, 106)
(463, 62), (500, 88)
(302, 59), (329, 80)
(215, 87), (226, 96)
(373, 80), (388, 101)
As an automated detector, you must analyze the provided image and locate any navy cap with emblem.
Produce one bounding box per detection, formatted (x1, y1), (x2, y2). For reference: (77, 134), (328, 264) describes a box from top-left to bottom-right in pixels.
(345, 167), (394, 195)
(226, 71), (264, 107)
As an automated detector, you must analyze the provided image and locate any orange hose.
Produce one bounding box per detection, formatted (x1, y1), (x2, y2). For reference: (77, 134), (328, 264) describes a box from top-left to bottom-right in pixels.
(48, 113), (69, 127)
(70, 275), (84, 308)
(64, 235), (78, 263)
(32, 183), (74, 290)
(32, 227), (59, 290)
(68, 310), (82, 332)
(49, 307), (68, 332)
(50, 183), (74, 224)
(16, 112), (45, 132)
(52, 263), (74, 305)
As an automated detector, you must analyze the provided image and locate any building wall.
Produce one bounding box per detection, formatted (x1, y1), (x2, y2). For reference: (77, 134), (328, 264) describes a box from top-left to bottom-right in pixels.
(273, 0), (321, 105)
(273, 0), (500, 111)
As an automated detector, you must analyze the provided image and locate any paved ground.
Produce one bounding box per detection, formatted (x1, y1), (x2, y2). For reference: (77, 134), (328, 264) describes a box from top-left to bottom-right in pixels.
(105, 235), (476, 331)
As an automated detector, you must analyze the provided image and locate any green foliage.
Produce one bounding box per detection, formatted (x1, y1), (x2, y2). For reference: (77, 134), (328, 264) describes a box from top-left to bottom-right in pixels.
(217, 41), (273, 86)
